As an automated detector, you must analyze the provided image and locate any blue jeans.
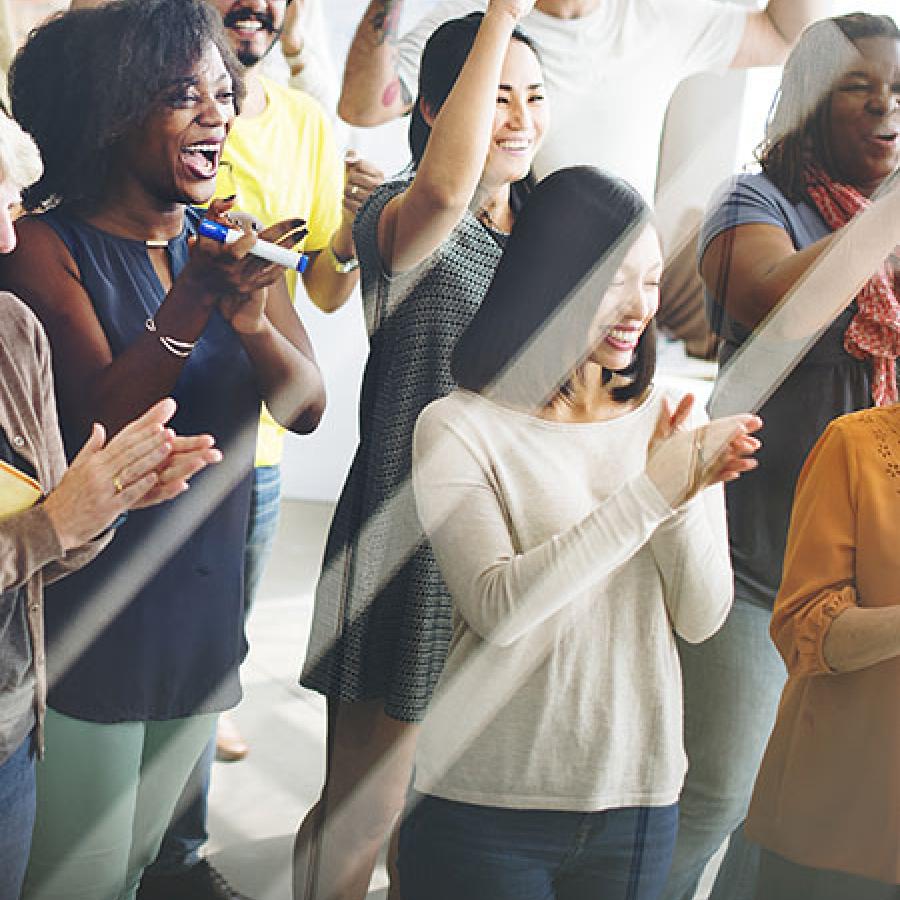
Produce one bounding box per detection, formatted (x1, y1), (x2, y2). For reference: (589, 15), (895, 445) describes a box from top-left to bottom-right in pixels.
(399, 795), (679, 900)
(660, 598), (786, 900)
(242, 464), (282, 619)
(0, 734), (36, 900)
(145, 465), (281, 875)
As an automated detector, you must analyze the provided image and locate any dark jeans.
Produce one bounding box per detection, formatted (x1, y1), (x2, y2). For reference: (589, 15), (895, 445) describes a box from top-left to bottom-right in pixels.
(0, 734), (36, 900)
(756, 849), (900, 900)
(399, 794), (678, 900)
(145, 465), (281, 876)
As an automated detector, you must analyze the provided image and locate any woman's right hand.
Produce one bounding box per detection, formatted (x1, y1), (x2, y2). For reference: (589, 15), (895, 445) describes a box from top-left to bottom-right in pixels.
(42, 398), (221, 551)
(487, 0), (536, 22)
(183, 198), (308, 306)
(646, 396), (762, 507)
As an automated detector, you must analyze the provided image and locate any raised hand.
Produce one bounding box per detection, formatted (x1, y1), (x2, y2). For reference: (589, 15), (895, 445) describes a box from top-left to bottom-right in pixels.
(280, 0), (307, 60)
(42, 399), (221, 550)
(487, 0), (537, 23)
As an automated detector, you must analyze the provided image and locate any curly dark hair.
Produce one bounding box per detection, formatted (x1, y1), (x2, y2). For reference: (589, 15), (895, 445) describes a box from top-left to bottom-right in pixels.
(758, 12), (899, 202)
(10, 0), (245, 211)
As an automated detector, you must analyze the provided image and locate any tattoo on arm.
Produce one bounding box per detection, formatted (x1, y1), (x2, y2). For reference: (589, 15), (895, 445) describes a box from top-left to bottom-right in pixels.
(371, 0), (403, 46)
(382, 75), (413, 109)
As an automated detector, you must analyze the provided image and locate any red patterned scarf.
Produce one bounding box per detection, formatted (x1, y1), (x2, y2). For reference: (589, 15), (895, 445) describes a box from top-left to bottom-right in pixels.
(805, 165), (900, 406)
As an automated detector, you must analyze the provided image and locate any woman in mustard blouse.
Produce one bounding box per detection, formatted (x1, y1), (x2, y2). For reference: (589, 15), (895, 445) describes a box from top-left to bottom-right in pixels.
(746, 403), (900, 899)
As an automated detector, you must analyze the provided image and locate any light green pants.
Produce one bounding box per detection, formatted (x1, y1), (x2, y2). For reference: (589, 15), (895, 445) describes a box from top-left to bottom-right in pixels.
(22, 708), (217, 900)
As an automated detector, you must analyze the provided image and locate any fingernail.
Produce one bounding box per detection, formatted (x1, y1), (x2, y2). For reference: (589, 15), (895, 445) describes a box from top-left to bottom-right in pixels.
(222, 194), (236, 202)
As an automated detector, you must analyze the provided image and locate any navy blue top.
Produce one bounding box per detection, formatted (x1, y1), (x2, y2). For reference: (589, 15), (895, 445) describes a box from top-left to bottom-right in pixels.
(40, 207), (259, 722)
(700, 172), (877, 610)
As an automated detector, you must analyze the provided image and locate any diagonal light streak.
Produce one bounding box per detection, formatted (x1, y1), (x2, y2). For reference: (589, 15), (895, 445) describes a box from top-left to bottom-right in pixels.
(38, 18), (899, 896)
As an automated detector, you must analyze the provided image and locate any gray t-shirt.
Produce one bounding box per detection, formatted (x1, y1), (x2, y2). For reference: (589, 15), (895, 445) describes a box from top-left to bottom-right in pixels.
(700, 171), (875, 609)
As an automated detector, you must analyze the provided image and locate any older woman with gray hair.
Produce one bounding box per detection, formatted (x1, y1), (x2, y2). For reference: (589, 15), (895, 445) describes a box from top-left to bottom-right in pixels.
(0, 113), (220, 900)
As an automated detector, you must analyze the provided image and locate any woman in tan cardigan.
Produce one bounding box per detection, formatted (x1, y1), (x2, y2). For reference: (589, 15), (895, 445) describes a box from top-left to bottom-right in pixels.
(746, 402), (900, 899)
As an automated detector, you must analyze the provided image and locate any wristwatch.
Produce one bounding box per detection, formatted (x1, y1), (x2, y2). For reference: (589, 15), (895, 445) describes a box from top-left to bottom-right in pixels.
(327, 241), (359, 274)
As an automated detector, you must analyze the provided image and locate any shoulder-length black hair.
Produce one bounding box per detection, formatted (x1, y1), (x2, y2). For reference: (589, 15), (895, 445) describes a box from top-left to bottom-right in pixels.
(758, 12), (899, 202)
(409, 12), (542, 212)
(10, 0), (245, 212)
(452, 166), (656, 411)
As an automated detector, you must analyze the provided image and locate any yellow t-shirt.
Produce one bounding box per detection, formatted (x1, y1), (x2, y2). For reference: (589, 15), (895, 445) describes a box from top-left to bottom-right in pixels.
(217, 76), (343, 466)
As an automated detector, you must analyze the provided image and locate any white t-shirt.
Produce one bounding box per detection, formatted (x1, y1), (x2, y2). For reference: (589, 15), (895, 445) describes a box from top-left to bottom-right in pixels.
(411, 387), (732, 811)
(397, 0), (746, 200)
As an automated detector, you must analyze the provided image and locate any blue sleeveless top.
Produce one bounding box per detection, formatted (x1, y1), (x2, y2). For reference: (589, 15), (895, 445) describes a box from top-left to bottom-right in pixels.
(41, 207), (259, 722)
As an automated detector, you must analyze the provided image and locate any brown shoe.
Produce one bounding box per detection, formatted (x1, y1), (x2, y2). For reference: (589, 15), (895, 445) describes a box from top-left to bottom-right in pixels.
(215, 712), (249, 762)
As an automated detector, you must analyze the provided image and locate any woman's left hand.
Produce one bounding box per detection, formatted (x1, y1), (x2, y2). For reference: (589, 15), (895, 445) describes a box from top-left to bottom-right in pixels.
(646, 395), (762, 506)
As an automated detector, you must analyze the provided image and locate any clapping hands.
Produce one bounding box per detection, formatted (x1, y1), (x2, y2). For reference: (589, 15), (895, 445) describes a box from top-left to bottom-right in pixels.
(646, 394), (762, 507)
(43, 398), (221, 551)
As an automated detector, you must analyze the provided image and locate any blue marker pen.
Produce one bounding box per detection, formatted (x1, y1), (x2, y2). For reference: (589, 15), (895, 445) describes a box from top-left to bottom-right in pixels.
(198, 219), (309, 273)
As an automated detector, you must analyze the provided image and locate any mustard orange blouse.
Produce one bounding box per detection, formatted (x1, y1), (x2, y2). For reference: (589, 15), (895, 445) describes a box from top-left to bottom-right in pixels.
(746, 406), (900, 885)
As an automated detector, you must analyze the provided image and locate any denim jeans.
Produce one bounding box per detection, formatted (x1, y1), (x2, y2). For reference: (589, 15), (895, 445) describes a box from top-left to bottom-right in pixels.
(0, 734), (36, 900)
(144, 464), (281, 876)
(660, 598), (786, 900)
(399, 794), (679, 900)
(242, 464), (282, 619)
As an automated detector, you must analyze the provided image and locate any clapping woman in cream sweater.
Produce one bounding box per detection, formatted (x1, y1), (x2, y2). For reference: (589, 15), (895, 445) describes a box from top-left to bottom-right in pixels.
(406, 166), (761, 900)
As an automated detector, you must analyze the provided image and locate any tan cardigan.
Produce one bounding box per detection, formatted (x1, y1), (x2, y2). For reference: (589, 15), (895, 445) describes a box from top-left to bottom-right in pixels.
(746, 406), (900, 885)
(0, 291), (107, 754)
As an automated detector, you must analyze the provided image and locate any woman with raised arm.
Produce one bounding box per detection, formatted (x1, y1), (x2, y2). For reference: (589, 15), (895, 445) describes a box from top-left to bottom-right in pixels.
(664, 13), (900, 900)
(295, 3), (547, 898)
(0, 2), (324, 897)
(405, 166), (760, 900)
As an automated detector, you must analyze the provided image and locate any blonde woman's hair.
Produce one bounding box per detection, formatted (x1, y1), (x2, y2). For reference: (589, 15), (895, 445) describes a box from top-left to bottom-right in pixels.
(0, 112), (42, 190)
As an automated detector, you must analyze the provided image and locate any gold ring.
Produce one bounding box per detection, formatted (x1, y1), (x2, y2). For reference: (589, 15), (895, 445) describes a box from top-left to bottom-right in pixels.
(349, 184), (359, 197)
(113, 474), (124, 495)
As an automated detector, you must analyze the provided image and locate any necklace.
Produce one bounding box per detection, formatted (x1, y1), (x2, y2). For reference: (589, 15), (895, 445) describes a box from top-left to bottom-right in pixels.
(477, 206), (508, 235)
(145, 239), (169, 249)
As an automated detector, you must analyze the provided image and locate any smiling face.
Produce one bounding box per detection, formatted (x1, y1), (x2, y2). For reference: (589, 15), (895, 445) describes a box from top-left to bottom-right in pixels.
(826, 35), (900, 195)
(587, 224), (662, 372)
(481, 38), (548, 189)
(208, 0), (287, 68)
(118, 42), (235, 207)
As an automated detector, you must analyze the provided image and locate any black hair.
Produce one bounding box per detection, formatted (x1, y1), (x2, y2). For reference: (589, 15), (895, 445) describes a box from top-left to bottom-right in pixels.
(408, 12), (542, 211)
(758, 12), (900, 201)
(452, 166), (656, 411)
(11, 0), (245, 211)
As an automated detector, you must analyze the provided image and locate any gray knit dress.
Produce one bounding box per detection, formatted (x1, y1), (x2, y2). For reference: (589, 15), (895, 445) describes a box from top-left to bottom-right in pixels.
(300, 179), (507, 722)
